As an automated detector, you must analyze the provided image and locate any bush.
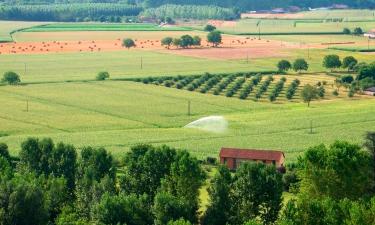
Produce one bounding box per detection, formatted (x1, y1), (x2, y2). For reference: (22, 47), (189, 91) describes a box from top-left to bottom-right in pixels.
(343, 28), (351, 34)
(122, 38), (136, 49)
(96, 71), (110, 81)
(2, 71), (20, 85)
(332, 90), (339, 96)
(204, 24), (216, 32)
(353, 27), (363, 35)
(277, 60), (291, 72)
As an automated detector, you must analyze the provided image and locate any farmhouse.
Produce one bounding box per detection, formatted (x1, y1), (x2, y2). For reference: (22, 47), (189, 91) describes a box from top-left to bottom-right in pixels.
(364, 29), (375, 39)
(219, 147), (285, 170)
(364, 87), (375, 96)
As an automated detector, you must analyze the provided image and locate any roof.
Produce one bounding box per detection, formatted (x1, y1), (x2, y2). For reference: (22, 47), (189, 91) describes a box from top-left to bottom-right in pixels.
(220, 147), (284, 161)
(366, 87), (375, 92)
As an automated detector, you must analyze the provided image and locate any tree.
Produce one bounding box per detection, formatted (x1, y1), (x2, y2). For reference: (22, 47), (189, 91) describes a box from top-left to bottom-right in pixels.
(353, 27), (363, 35)
(277, 60), (292, 73)
(341, 75), (354, 84)
(364, 132), (375, 189)
(0, 174), (49, 225)
(207, 31), (222, 47)
(299, 141), (374, 200)
(179, 35), (194, 48)
(343, 27), (351, 34)
(122, 38), (136, 49)
(357, 62), (375, 81)
(192, 36), (201, 46)
(317, 86), (325, 98)
(93, 193), (152, 225)
(119, 144), (177, 202)
(293, 58), (309, 73)
(204, 24), (216, 32)
(159, 150), (206, 224)
(323, 54), (342, 71)
(342, 56), (357, 71)
(153, 191), (188, 225)
(2, 71), (20, 85)
(96, 71), (110, 81)
(173, 38), (181, 48)
(201, 165), (232, 225)
(0, 143), (11, 162)
(301, 84), (317, 107)
(161, 37), (173, 49)
(230, 162), (283, 225)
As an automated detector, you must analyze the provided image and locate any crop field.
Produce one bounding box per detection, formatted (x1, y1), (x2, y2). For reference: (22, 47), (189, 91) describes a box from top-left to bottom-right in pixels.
(0, 80), (374, 162)
(0, 12), (374, 163)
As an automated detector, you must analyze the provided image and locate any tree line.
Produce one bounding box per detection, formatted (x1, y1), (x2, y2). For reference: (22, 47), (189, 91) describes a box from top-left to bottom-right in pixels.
(0, 3), (142, 22)
(1, 133), (374, 225)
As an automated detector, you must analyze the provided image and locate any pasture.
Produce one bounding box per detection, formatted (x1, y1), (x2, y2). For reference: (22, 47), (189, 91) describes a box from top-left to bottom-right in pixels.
(0, 80), (374, 162)
(0, 21), (47, 42)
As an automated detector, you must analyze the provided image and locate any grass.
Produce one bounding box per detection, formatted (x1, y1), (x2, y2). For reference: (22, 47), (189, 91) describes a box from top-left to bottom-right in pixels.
(0, 80), (374, 162)
(0, 20), (48, 42)
(0, 50), (271, 83)
(23, 23), (191, 32)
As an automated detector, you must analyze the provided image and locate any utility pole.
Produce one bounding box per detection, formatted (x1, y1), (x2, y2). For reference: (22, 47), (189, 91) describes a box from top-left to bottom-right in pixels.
(24, 63), (26, 76)
(246, 51), (249, 64)
(258, 26), (261, 40)
(26, 100), (28, 112)
(140, 57), (143, 70)
(187, 100), (191, 116)
(310, 120), (313, 134)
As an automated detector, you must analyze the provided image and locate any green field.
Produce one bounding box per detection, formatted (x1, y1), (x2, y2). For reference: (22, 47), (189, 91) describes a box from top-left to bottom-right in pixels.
(0, 21), (47, 42)
(297, 9), (375, 20)
(0, 80), (374, 162)
(23, 23), (191, 32)
(217, 19), (375, 34)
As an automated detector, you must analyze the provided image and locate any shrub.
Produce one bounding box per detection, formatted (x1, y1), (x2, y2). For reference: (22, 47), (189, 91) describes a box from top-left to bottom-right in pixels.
(286, 79), (300, 100)
(332, 90), (339, 96)
(353, 27), (363, 35)
(317, 86), (325, 98)
(2, 71), (20, 85)
(122, 38), (136, 49)
(343, 28), (351, 34)
(96, 71), (110, 81)
(204, 24), (216, 32)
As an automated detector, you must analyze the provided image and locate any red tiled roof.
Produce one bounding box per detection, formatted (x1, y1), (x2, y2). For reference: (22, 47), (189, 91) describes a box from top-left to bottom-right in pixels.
(220, 147), (284, 161)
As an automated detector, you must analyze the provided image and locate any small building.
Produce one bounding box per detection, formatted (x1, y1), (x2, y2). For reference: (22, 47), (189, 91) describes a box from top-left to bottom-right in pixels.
(364, 87), (375, 96)
(219, 147), (285, 170)
(364, 29), (375, 39)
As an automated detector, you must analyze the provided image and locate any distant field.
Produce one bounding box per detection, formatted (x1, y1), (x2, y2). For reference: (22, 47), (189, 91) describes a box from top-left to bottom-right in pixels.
(0, 21), (47, 42)
(23, 23), (191, 32)
(0, 80), (374, 161)
(216, 19), (375, 34)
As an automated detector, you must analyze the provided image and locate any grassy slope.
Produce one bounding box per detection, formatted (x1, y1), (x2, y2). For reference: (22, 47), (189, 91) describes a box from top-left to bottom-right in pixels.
(0, 80), (374, 162)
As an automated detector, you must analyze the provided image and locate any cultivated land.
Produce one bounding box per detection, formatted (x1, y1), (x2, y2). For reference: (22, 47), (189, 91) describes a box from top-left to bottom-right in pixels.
(0, 21), (47, 42)
(0, 10), (374, 162)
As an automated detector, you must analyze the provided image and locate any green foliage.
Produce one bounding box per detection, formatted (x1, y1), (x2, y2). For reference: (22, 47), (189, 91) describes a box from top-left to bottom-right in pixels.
(204, 24), (216, 32)
(142, 4), (239, 20)
(353, 27), (364, 35)
(192, 36), (201, 46)
(96, 71), (110, 81)
(323, 54), (342, 71)
(93, 192), (152, 225)
(343, 27), (351, 34)
(341, 75), (354, 84)
(301, 84), (317, 107)
(207, 31), (222, 47)
(122, 38), (136, 49)
(161, 37), (173, 49)
(0, 4), (142, 22)
(0, 143), (11, 162)
(293, 58), (309, 73)
(342, 56), (358, 71)
(167, 218), (192, 225)
(286, 79), (300, 100)
(277, 60), (292, 72)
(179, 35), (194, 48)
(153, 191), (188, 225)
(0, 173), (49, 225)
(231, 162), (283, 225)
(202, 166), (232, 225)
(357, 62), (375, 81)
(298, 141), (374, 200)
(159, 150), (206, 224)
(119, 144), (177, 202)
(2, 71), (20, 85)
(19, 138), (77, 190)
(317, 86), (325, 98)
